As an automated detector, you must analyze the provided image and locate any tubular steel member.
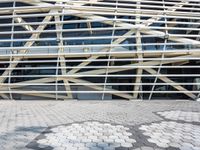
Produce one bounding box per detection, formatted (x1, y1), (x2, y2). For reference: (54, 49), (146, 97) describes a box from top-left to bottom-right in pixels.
(0, 0), (199, 100)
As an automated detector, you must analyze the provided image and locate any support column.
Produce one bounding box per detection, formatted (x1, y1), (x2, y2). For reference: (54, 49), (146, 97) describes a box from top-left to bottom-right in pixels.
(133, 1), (143, 99)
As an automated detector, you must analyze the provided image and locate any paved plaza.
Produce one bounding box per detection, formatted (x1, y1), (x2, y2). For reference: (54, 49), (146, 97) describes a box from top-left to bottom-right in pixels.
(0, 100), (200, 150)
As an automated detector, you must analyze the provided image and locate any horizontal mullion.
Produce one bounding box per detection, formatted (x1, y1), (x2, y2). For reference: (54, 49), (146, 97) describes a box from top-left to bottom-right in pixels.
(1, 11), (200, 20)
(0, 35), (163, 42)
(8, 65), (200, 69)
(1, 26), (200, 35)
(0, 59), (157, 64)
(2, 83), (200, 86)
(64, 4), (200, 15)
(0, 5), (57, 11)
(0, 91), (200, 94)
(2, 27), (135, 34)
(69, 0), (200, 7)
(75, 10), (200, 20)
(69, 5), (200, 16)
(1, 19), (200, 27)
(1, 3), (200, 16)
(1, 5), (200, 16)
(41, 0), (200, 8)
(2, 0), (199, 7)
(1, 74), (200, 78)
(0, 49), (199, 58)
(0, 58), (198, 64)
(0, 43), (199, 51)
(1, 34), (200, 43)
(2, 65), (200, 70)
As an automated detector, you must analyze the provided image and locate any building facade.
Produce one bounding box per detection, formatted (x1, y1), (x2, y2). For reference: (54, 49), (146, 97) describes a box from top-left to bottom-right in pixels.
(0, 0), (200, 100)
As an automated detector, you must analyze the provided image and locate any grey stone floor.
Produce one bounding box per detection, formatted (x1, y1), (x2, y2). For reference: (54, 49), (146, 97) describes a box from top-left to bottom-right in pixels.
(0, 100), (200, 150)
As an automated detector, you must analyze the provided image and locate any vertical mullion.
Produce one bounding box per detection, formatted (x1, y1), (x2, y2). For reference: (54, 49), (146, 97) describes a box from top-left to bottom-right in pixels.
(8, 0), (16, 100)
(133, 0), (143, 100)
(102, 0), (118, 100)
(55, 6), (65, 100)
(148, 0), (168, 100)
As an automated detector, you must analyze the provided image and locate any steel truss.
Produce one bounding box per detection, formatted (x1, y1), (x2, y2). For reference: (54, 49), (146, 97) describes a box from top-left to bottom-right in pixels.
(0, 0), (200, 100)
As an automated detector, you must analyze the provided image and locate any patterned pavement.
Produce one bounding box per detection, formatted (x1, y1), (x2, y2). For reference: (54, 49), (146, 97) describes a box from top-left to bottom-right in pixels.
(0, 100), (200, 150)
(140, 121), (200, 149)
(30, 122), (136, 150)
(156, 110), (200, 122)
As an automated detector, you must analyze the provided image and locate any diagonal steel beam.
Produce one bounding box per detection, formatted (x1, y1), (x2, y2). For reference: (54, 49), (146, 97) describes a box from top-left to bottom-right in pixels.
(64, 0), (199, 100)
(5, 11), (72, 99)
(0, 0), (197, 101)
(14, 17), (34, 31)
(68, 78), (133, 100)
(67, 0), (194, 75)
(144, 68), (196, 99)
(0, 57), (198, 100)
(0, 10), (56, 86)
(54, 12), (73, 99)
(0, 94), (9, 100)
(0, 54), (196, 90)
(13, 89), (68, 100)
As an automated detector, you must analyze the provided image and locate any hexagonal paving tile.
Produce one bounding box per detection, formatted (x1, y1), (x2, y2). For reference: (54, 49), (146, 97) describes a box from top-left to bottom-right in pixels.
(139, 121), (200, 150)
(36, 121), (136, 150)
(157, 110), (200, 122)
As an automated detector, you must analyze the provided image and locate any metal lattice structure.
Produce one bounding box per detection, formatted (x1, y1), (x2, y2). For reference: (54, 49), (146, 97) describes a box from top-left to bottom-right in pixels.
(0, 0), (200, 100)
